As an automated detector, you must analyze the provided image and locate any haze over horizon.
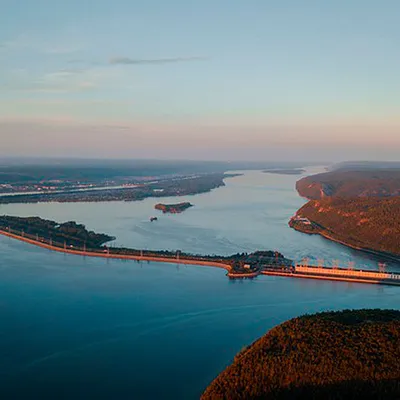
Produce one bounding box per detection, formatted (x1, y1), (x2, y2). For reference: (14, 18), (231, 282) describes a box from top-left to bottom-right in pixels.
(1, 1), (399, 161)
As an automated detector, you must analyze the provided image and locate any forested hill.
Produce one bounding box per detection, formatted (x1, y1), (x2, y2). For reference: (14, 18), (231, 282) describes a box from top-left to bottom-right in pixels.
(296, 170), (400, 200)
(202, 309), (400, 400)
(293, 196), (400, 257)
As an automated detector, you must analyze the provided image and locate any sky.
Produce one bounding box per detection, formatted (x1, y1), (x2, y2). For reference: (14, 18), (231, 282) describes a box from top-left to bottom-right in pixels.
(1, 0), (399, 161)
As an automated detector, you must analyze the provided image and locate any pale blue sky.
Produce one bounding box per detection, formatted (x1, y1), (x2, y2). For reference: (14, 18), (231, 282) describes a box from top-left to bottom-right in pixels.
(1, 0), (399, 160)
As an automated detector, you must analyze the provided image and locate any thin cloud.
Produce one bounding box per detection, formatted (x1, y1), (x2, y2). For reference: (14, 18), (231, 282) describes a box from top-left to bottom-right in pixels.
(109, 56), (206, 65)
(1, 69), (98, 93)
(0, 35), (85, 54)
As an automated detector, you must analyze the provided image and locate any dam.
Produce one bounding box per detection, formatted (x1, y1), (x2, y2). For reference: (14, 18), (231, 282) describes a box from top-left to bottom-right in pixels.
(262, 264), (400, 286)
(1, 226), (399, 286)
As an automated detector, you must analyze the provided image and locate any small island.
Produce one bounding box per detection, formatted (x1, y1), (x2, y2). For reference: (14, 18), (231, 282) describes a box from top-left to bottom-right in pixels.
(202, 309), (400, 399)
(155, 202), (193, 214)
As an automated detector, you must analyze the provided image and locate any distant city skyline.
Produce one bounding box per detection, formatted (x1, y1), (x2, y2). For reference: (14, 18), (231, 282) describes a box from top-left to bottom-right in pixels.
(1, 1), (399, 161)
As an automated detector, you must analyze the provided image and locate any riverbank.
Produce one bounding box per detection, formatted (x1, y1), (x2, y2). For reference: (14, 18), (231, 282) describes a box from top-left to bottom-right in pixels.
(289, 168), (400, 266)
(289, 217), (400, 265)
(317, 230), (400, 264)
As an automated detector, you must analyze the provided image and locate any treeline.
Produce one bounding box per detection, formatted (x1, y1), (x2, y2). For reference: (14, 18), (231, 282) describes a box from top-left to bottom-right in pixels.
(0, 215), (293, 268)
(0, 216), (114, 248)
(0, 173), (237, 204)
(105, 248), (290, 268)
(202, 309), (400, 400)
(296, 196), (400, 256)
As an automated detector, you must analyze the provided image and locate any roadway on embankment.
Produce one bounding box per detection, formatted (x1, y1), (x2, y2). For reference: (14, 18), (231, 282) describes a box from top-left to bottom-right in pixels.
(0, 230), (232, 272)
(2, 229), (400, 286)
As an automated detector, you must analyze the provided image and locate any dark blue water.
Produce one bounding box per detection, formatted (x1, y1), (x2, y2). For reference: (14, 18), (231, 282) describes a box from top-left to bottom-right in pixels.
(1, 168), (399, 399)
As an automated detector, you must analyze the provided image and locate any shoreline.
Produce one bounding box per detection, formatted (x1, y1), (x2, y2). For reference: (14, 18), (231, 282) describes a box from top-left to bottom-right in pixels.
(290, 221), (400, 264)
(288, 170), (400, 264)
(290, 177), (400, 265)
(317, 231), (400, 264)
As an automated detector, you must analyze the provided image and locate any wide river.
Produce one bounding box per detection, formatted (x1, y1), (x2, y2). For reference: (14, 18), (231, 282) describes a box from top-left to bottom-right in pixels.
(1, 167), (399, 399)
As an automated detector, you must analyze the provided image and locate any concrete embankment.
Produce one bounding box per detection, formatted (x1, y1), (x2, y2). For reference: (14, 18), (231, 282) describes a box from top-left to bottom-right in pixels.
(0, 230), (232, 272)
(261, 270), (400, 286)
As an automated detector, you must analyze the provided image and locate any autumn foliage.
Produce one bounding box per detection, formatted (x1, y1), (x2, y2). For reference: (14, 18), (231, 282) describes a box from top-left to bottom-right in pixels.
(202, 309), (400, 400)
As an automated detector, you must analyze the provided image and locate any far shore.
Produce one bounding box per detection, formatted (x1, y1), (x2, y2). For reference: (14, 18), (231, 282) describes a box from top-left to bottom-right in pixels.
(0, 173), (240, 205)
(263, 168), (305, 175)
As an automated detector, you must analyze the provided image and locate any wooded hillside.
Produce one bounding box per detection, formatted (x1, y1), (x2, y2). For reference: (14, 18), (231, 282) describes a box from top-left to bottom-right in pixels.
(202, 309), (400, 400)
(294, 196), (400, 256)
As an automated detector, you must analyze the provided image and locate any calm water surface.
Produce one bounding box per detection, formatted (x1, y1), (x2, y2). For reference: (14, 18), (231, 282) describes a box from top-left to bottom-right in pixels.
(0, 168), (399, 399)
